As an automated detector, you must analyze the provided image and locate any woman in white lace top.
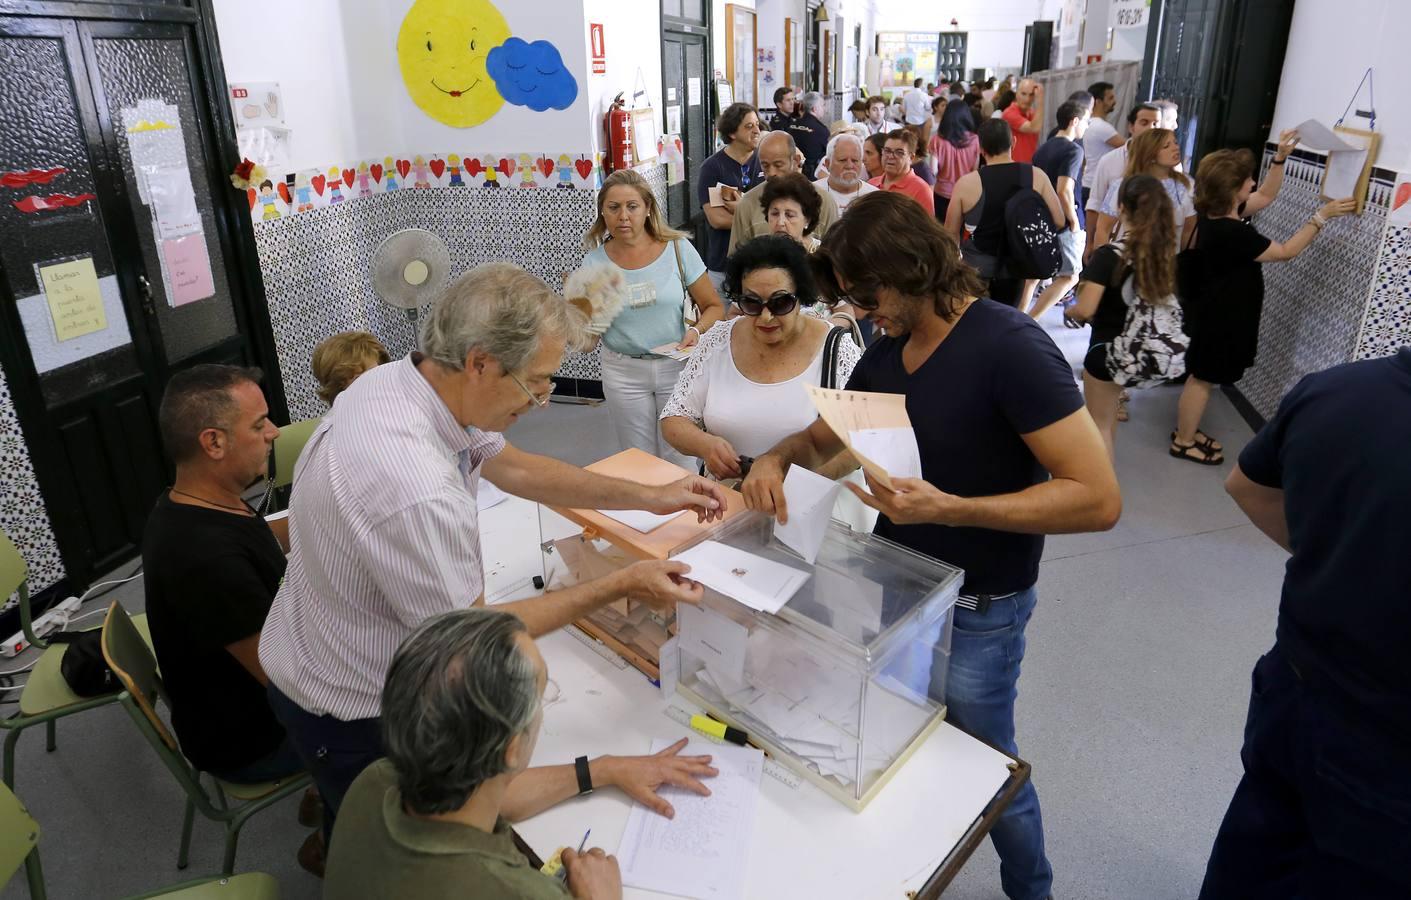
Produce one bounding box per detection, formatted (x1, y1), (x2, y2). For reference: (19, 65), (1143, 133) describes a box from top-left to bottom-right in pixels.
(660, 235), (862, 481)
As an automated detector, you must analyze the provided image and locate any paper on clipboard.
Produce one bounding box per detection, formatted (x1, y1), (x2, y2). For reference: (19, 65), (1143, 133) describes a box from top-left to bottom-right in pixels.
(806, 385), (916, 490)
(1292, 118), (1374, 204)
(1292, 119), (1359, 153)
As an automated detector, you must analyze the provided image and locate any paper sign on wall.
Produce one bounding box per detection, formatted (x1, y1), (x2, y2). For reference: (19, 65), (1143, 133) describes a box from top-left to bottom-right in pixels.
(161, 235), (215, 307)
(666, 105), (682, 135)
(37, 257), (106, 342)
(688, 77), (703, 107)
(144, 166), (202, 238)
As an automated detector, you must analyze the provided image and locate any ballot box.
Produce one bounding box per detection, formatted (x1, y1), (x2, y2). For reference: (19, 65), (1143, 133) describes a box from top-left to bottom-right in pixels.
(537, 449), (748, 681)
(669, 511), (963, 811)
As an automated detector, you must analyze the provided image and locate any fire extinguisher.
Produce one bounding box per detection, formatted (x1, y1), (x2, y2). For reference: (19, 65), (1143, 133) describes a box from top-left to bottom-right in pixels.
(605, 92), (632, 174)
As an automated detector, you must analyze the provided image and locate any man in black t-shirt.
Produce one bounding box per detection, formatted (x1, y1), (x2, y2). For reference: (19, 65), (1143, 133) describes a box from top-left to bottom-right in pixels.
(1030, 100), (1089, 321)
(787, 91), (832, 180)
(1199, 349), (1411, 899)
(742, 193), (1119, 900)
(144, 364), (322, 872)
(769, 85), (799, 131)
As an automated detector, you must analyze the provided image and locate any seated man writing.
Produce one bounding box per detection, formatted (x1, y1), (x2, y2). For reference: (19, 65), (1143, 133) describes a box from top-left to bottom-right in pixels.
(326, 608), (716, 899)
(143, 364), (322, 872)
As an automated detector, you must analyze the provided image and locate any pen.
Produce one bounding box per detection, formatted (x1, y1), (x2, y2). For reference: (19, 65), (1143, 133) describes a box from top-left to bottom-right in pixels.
(555, 828), (591, 883)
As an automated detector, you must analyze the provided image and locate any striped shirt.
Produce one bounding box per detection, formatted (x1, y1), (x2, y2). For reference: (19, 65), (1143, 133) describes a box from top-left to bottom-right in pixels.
(259, 354), (505, 721)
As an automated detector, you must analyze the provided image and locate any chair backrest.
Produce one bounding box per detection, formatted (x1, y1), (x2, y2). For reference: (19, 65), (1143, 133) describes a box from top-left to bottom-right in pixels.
(0, 780), (39, 890)
(100, 602), (179, 753)
(271, 417), (321, 490)
(0, 530), (27, 604)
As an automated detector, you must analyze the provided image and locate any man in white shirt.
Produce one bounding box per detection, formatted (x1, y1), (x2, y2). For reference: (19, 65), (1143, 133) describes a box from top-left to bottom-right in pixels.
(863, 95), (889, 135)
(814, 132), (878, 213)
(1084, 102), (1160, 262)
(260, 263), (729, 837)
(902, 77), (933, 152)
(1080, 81), (1125, 209)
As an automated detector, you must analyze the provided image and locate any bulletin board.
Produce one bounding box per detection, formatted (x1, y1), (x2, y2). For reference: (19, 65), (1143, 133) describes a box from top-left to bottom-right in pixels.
(1324, 125), (1380, 213)
(631, 108), (658, 165)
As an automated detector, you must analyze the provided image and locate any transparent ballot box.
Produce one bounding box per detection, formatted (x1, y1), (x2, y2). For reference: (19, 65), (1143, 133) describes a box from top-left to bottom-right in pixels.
(670, 512), (963, 811)
(537, 449), (748, 681)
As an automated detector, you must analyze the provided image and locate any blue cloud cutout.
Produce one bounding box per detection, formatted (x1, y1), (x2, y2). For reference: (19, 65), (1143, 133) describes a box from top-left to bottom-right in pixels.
(487, 38), (579, 112)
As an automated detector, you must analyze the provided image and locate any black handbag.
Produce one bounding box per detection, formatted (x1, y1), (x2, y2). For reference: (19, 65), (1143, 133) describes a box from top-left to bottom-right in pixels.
(48, 630), (120, 697)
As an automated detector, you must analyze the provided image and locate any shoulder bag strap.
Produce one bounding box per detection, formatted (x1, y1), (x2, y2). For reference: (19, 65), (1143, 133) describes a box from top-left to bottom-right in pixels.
(672, 239), (698, 327)
(820, 326), (847, 390)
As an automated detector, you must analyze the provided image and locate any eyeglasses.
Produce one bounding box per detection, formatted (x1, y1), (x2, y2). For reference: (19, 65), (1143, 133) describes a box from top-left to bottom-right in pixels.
(835, 289), (880, 311)
(734, 291), (800, 317)
(508, 370), (556, 408)
(881, 148), (910, 158)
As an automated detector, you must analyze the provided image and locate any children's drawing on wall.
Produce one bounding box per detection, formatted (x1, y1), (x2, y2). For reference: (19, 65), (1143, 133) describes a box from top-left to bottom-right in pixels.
(518, 154), (537, 188)
(253, 178), (288, 220)
(397, 0), (579, 128)
(385, 157), (402, 191)
(447, 154), (465, 186)
(327, 167), (346, 204)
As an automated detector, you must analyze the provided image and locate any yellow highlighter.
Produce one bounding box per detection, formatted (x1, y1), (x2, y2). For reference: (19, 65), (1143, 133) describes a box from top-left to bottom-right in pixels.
(690, 714), (749, 746)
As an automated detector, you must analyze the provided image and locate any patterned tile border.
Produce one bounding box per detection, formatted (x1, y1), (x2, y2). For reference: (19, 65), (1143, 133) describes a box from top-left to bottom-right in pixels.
(0, 365), (65, 596)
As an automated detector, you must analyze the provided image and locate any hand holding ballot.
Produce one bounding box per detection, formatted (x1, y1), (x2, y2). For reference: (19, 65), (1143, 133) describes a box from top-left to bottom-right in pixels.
(618, 559), (706, 611)
(640, 473), (730, 523)
(845, 468), (963, 526)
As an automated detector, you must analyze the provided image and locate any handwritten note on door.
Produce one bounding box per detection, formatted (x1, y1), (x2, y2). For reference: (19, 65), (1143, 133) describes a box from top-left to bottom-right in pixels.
(39, 257), (106, 342)
(161, 235), (215, 307)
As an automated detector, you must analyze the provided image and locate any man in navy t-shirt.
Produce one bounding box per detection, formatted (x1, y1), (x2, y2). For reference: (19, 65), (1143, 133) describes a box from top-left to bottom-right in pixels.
(697, 103), (763, 286)
(1030, 100), (1089, 320)
(742, 192), (1120, 900)
(1199, 348), (1411, 899)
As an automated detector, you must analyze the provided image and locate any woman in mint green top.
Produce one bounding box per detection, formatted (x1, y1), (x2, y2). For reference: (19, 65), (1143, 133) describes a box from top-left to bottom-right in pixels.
(581, 170), (726, 468)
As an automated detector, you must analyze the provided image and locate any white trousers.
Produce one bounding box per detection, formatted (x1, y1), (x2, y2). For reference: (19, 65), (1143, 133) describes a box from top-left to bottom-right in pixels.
(599, 351), (695, 471)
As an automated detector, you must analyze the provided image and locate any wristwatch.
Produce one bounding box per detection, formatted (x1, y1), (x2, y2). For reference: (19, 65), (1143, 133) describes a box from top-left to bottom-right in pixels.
(575, 755), (594, 795)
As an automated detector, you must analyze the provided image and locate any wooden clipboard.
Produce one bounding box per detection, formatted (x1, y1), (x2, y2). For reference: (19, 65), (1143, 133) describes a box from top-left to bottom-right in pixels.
(1323, 125), (1380, 213)
(806, 385), (911, 491)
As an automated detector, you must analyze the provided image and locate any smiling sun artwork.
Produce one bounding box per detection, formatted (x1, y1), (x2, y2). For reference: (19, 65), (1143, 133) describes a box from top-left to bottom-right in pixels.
(397, 0), (579, 128)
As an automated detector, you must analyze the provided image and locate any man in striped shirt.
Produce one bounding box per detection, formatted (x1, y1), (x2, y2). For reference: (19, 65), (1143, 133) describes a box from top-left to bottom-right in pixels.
(260, 263), (728, 842)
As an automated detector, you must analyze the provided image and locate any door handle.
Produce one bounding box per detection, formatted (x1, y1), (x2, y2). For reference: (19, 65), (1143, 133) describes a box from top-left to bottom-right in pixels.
(138, 274), (155, 315)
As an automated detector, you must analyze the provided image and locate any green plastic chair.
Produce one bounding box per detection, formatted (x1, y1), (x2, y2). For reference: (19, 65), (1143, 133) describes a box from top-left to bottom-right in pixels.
(0, 531), (153, 790)
(270, 417), (321, 492)
(100, 602), (310, 875)
(0, 776), (279, 899)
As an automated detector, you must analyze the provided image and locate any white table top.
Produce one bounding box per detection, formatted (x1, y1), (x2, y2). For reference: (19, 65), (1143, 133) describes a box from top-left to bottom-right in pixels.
(480, 495), (1016, 899)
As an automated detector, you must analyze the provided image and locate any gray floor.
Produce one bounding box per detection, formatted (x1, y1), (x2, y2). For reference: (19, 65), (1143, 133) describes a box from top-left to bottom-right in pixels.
(1, 307), (1282, 900)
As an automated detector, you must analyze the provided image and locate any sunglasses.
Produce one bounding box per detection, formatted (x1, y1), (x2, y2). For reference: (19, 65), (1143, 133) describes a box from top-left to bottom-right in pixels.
(734, 291), (800, 317)
(834, 289), (880, 311)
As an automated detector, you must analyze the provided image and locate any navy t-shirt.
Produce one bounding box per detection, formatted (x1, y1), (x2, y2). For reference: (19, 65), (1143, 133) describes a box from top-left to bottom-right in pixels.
(1238, 347), (1411, 740)
(845, 300), (1084, 594)
(697, 149), (762, 272)
(1032, 135), (1085, 228)
(784, 114), (831, 181)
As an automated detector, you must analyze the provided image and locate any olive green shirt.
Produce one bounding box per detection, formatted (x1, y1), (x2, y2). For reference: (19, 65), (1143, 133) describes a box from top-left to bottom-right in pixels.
(325, 760), (570, 900)
(727, 179), (840, 254)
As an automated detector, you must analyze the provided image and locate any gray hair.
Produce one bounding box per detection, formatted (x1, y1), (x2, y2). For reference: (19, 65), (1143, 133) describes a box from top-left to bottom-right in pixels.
(826, 131), (864, 162)
(381, 609), (540, 815)
(419, 262), (589, 373)
(800, 91), (824, 114)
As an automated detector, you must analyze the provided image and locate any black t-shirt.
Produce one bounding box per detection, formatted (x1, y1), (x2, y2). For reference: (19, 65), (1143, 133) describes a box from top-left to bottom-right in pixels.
(698, 149), (762, 272)
(1032, 135), (1085, 228)
(142, 493), (287, 773)
(1183, 215), (1272, 383)
(785, 114), (831, 182)
(1238, 348), (1411, 741)
(1078, 244), (1132, 343)
(845, 300), (1084, 594)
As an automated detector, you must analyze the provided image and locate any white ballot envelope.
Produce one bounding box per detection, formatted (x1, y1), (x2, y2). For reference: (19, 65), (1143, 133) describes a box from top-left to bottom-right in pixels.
(805, 385), (918, 490)
(673, 541), (810, 614)
(774, 464), (843, 564)
(596, 507), (687, 534)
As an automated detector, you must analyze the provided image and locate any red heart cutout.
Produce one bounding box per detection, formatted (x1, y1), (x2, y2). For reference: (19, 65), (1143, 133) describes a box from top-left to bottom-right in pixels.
(1395, 182), (1411, 212)
(341, 168), (355, 187)
(430, 158), (446, 179)
(674, 137), (683, 155)
(464, 157), (485, 178)
(498, 157), (516, 177)
(396, 159), (411, 180)
(370, 164), (383, 183)
(537, 156), (555, 178)
(311, 174), (326, 196)
(575, 158), (594, 180)
(246, 188), (257, 211)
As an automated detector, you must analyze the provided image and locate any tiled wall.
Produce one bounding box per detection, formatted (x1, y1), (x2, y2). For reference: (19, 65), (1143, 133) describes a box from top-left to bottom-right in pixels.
(1237, 149), (1397, 419)
(0, 365), (65, 596)
(1355, 222), (1411, 360)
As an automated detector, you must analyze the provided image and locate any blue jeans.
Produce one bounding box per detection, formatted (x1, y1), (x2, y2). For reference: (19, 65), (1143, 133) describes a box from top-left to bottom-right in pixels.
(945, 587), (1053, 900)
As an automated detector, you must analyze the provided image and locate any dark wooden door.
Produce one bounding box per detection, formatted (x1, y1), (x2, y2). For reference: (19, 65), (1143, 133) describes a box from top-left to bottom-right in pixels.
(0, 10), (273, 587)
(662, 27), (709, 244)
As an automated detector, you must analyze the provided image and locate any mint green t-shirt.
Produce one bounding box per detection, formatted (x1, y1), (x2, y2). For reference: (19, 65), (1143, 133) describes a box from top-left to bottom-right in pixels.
(583, 238), (706, 356)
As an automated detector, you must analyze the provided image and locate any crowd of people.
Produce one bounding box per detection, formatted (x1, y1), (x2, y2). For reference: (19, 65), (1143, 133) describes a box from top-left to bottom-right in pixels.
(131, 72), (1406, 900)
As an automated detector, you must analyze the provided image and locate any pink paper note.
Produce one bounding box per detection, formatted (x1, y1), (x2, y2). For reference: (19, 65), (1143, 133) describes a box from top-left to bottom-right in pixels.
(161, 235), (214, 307)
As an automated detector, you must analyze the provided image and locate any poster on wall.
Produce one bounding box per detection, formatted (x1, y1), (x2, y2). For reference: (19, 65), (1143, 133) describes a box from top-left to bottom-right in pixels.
(36, 257), (106, 343)
(1110, 0), (1149, 29)
(876, 33), (940, 91)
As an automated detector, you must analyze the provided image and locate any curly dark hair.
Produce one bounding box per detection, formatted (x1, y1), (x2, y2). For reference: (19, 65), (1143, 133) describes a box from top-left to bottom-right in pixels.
(812, 191), (986, 320)
(760, 173), (823, 236)
(722, 234), (818, 305)
(716, 102), (759, 144)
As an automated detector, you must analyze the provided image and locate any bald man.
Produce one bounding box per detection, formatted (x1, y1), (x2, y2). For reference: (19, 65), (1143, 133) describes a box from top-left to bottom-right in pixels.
(728, 131), (840, 254)
(1002, 78), (1045, 163)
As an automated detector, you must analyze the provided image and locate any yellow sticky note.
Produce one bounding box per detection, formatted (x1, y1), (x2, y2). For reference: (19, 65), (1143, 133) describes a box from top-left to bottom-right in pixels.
(39, 257), (106, 342)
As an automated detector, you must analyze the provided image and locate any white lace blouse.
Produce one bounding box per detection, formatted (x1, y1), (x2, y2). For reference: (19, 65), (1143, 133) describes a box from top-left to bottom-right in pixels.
(660, 317), (862, 458)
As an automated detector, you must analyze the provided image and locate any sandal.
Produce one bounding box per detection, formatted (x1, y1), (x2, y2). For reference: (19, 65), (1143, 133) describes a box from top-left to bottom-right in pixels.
(1170, 430), (1222, 452)
(1063, 311), (1086, 329)
(1116, 395), (1129, 422)
(1169, 438), (1224, 465)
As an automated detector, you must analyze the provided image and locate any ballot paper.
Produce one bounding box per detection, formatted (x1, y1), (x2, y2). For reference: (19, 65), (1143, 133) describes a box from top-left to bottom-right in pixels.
(1292, 118), (1369, 201)
(847, 428), (922, 482)
(707, 183), (728, 207)
(618, 738), (762, 900)
(673, 541), (810, 614)
(596, 507), (687, 534)
(805, 385), (916, 489)
(650, 340), (693, 362)
(774, 464), (842, 564)
(677, 602), (748, 693)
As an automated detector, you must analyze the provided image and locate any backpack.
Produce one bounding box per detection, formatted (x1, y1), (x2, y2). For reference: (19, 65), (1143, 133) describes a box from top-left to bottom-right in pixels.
(1105, 256), (1189, 388)
(49, 630), (120, 697)
(1001, 164), (1062, 279)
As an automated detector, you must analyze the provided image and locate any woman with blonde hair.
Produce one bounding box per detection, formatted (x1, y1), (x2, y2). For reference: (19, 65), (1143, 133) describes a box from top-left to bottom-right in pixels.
(1071, 175), (1186, 457)
(1171, 141), (1357, 464)
(1094, 128), (1196, 250)
(311, 331), (390, 406)
(582, 169), (726, 468)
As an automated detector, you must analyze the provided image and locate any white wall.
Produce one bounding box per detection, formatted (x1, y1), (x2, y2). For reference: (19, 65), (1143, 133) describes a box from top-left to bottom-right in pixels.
(582, 0), (663, 154)
(1271, 0), (1411, 171)
(872, 0), (1062, 75)
(212, 0), (595, 169)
